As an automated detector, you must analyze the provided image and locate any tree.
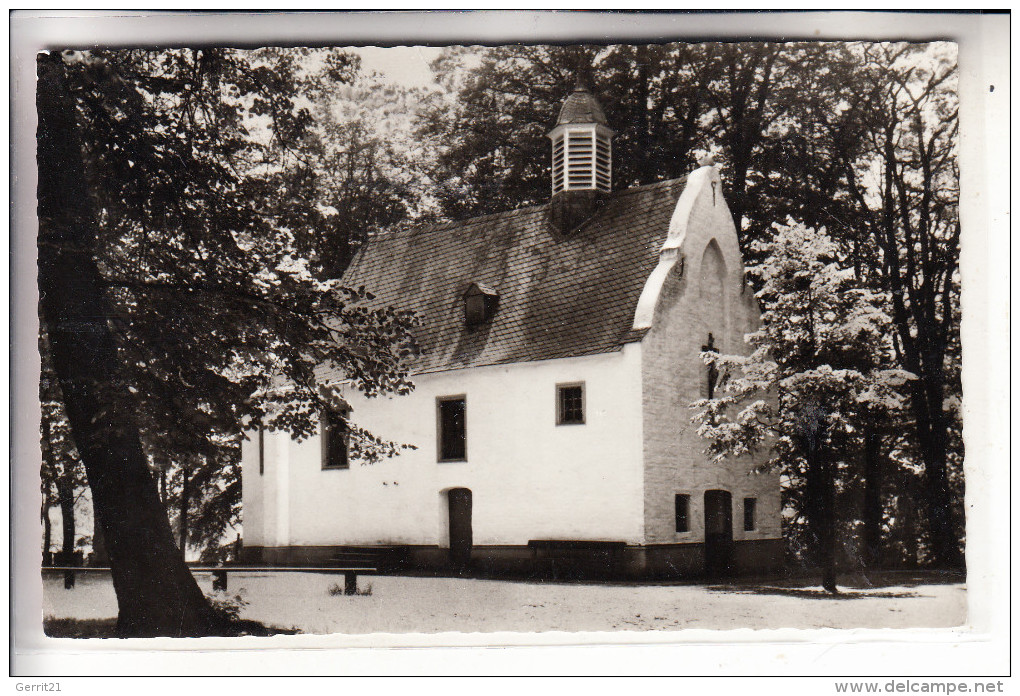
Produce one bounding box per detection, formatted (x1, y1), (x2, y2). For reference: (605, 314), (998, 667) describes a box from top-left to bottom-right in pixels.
(39, 342), (89, 572)
(836, 43), (963, 567)
(37, 48), (420, 636)
(693, 222), (912, 592)
(421, 43), (872, 244)
(160, 440), (242, 562)
(422, 41), (963, 568)
(298, 74), (438, 278)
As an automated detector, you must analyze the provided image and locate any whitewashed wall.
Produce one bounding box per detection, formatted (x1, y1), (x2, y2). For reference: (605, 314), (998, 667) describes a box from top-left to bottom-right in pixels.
(243, 345), (646, 548)
(635, 164), (782, 545)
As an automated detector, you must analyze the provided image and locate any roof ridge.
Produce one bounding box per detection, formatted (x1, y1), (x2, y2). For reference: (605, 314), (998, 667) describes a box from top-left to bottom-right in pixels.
(366, 178), (688, 243)
(608, 176), (687, 197)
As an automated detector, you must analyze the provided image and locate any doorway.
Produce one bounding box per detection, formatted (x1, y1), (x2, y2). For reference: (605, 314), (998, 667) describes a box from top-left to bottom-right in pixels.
(703, 489), (734, 576)
(447, 488), (473, 570)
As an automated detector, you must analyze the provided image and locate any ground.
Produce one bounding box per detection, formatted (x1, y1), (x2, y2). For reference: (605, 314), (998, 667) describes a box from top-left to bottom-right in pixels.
(42, 570), (966, 635)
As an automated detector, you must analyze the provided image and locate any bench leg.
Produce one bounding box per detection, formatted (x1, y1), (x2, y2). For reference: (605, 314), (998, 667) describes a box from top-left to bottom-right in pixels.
(63, 569), (75, 590)
(213, 569), (228, 591)
(344, 571), (357, 595)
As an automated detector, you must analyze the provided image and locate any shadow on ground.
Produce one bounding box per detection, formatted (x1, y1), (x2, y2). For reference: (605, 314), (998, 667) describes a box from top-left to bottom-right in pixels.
(704, 570), (965, 600)
(705, 586), (921, 600)
(44, 617), (301, 638)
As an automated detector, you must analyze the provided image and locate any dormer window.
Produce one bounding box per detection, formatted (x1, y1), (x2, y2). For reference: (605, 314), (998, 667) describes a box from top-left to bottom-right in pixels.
(464, 283), (499, 327)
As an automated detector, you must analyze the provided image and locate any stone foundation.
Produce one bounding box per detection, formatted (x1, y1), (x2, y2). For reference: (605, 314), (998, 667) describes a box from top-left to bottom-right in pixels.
(241, 538), (785, 580)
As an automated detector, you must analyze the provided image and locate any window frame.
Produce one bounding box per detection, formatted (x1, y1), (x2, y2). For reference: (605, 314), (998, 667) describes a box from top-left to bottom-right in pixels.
(464, 292), (487, 326)
(436, 395), (468, 463)
(463, 284), (499, 328)
(743, 497), (757, 532)
(674, 493), (691, 534)
(321, 409), (351, 471)
(258, 426), (265, 476)
(555, 381), (586, 426)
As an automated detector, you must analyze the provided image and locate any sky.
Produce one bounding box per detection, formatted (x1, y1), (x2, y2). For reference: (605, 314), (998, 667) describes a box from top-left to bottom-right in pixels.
(352, 46), (445, 88)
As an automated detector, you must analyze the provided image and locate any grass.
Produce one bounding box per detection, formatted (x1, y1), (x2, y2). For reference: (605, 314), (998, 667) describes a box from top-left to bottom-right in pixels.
(43, 616), (300, 638)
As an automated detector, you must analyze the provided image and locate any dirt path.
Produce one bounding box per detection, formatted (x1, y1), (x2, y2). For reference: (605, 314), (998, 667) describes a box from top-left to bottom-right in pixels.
(42, 570), (966, 635)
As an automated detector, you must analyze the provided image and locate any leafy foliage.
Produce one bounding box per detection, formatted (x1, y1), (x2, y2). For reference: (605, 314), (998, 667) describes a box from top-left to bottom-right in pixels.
(421, 43), (878, 255)
(39, 332), (89, 560)
(693, 222), (913, 588)
(424, 41), (963, 568)
(44, 48), (422, 570)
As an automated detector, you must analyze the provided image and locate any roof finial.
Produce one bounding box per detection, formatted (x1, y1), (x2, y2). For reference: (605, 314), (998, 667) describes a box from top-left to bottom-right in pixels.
(573, 48), (591, 92)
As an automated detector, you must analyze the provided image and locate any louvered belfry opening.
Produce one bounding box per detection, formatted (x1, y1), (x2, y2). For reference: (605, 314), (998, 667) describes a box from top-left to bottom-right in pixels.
(551, 126), (612, 195)
(548, 83), (614, 232)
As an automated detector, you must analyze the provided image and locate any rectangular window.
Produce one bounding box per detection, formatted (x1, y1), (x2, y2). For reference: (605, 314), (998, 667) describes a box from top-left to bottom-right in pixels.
(321, 410), (350, 470)
(465, 293), (486, 326)
(258, 426), (265, 476)
(437, 396), (467, 462)
(743, 497), (757, 532)
(675, 494), (690, 533)
(556, 383), (585, 425)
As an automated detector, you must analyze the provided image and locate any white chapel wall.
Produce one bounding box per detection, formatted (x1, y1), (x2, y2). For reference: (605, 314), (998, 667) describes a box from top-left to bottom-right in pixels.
(244, 345), (647, 549)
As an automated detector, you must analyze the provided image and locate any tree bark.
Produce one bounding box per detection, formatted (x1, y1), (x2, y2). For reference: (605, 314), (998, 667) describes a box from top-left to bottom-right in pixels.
(179, 465), (190, 556)
(803, 430), (839, 594)
(56, 472), (77, 588)
(37, 51), (223, 637)
(909, 372), (964, 569)
(91, 510), (109, 567)
(861, 424), (884, 568)
(41, 502), (53, 566)
(56, 473), (76, 562)
(900, 473), (918, 568)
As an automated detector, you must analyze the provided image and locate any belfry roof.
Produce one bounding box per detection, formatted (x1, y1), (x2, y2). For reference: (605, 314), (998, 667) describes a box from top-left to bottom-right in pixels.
(556, 85), (609, 126)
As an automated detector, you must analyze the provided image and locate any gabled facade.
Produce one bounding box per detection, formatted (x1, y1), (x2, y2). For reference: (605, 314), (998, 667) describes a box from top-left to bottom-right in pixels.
(240, 85), (782, 578)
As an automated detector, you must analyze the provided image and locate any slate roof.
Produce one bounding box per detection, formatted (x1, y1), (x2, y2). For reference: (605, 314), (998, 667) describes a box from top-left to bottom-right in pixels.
(341, 177), (686, 375)
(556, 86), (609, 126)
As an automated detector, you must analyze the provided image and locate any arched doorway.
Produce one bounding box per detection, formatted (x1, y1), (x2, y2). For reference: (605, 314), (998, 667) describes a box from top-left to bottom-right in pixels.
(704, 489), (734, 576)
(447, 488), (473, 570)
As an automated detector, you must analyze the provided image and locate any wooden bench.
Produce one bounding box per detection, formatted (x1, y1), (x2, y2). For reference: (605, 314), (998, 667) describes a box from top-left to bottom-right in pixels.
(42, 566), (377, 595)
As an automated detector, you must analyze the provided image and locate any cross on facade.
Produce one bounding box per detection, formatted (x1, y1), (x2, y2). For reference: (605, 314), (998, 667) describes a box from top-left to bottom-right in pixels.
(702, 332), (720, 399)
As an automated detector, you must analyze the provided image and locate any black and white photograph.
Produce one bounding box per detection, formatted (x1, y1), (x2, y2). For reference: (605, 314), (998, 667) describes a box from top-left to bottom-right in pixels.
(10, 9), (1009, 682)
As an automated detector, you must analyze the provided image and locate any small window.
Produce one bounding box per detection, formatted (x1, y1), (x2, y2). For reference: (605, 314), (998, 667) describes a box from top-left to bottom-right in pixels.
(463, 283), (499, 327)
(258, 427), (265, 476)
(556, 383), (585, 425)
(675, 494), (690, 533)
(437, 396), (467, 462)
(321, 410), (350, 470)
(743, 497), (757, 532)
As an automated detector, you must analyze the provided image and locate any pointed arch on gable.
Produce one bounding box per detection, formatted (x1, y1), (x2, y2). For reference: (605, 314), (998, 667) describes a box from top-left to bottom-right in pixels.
(699, 238), (729, 348)
(699, 238), (726, 297)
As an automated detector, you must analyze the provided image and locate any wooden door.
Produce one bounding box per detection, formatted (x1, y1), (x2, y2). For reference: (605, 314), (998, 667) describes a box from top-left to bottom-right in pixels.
(704, 489), (734, 577)
(447, 488), (473, 569)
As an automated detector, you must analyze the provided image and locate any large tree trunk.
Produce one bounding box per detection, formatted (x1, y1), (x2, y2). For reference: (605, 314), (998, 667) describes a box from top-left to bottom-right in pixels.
(56, 472), (77, 589)
(91, 510), (109, 567)
(37, 51), (223, 637)
(41, 502), (53, 566)
(861, 424), (884, 568)
(803, 433), (839, 594)
(900, 473), (918, 568)
(178, 465), (191, 556)
(56, 473), (76, 561)
(911, 373), (964, 569)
